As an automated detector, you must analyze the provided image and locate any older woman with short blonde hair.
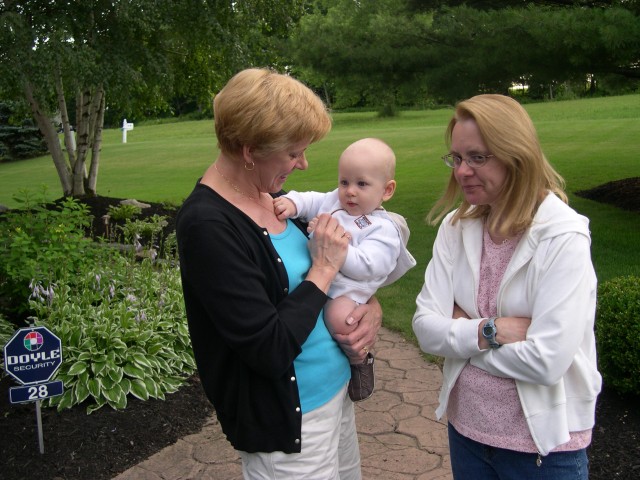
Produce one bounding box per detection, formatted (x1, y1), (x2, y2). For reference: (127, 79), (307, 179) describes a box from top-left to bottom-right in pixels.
(177, 68), (381, 479)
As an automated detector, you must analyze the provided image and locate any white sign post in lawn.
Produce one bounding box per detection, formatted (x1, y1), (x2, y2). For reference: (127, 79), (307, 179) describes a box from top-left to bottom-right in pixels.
(122, 118), (134, 143)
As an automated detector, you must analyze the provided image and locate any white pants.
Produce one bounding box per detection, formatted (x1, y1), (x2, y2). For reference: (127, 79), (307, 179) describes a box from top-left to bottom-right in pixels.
(239, 384), (361, 480)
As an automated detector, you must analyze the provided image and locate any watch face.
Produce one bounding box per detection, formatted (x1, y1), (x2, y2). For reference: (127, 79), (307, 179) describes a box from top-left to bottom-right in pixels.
(483, 324), (494, 337)
(482, 319), (500, 348)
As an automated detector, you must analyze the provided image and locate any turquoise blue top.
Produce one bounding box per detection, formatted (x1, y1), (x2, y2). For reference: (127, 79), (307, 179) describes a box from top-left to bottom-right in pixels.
(270, 220), (350, 413)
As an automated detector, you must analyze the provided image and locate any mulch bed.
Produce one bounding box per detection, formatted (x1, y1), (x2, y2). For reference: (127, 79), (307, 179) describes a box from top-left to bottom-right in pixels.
(575, 177), (640, 213)
(1, 374), (213, 480)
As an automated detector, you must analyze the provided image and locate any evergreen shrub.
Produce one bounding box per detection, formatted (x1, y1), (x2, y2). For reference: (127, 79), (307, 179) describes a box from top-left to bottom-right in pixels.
(595, 275), (640, 395)
(0, 101), (48, 162)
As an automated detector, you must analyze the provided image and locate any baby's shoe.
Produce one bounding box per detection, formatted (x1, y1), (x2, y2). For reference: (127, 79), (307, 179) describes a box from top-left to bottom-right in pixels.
(348, 353), (375, 402)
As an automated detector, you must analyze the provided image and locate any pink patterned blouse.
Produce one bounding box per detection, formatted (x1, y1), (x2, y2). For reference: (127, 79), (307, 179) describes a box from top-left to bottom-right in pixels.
(447, 227), (591, 453)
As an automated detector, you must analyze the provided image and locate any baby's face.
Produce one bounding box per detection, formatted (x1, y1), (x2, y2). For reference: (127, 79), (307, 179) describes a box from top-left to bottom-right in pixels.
(337, 154), (391, 217)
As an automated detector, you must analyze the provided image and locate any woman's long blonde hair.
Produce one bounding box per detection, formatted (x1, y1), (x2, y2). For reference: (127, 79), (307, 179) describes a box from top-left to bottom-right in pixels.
(427, 94), (567, 236)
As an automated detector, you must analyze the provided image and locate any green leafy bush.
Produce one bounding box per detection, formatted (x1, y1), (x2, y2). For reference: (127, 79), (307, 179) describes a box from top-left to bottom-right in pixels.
(0, 190), (105, 316)
(0, 314), (17, 372)
(107, 203), (142, 221)
(595, 275), (640, 395)
(119, 214), (169, 256)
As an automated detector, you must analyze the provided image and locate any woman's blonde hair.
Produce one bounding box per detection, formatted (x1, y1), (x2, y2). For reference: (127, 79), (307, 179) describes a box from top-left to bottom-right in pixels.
(427, 94), (567, 236)
(213, 68), (332, 158)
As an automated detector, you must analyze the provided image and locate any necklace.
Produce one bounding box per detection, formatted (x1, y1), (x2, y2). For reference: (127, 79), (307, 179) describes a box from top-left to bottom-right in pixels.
(488, 232), (511, 245)
(214, 163), (257, 199)
(214, 163), (274, 214)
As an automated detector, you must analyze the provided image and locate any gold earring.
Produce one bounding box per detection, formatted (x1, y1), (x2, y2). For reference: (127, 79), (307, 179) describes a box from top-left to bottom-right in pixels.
(244, 161), (255, 171)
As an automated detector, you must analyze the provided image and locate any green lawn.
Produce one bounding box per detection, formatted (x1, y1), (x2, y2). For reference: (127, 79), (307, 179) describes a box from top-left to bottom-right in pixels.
(2, 94), (639, 342)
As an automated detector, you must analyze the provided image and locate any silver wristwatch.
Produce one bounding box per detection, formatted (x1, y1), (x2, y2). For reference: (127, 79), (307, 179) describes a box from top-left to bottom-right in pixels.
(482, 317), (501, 348)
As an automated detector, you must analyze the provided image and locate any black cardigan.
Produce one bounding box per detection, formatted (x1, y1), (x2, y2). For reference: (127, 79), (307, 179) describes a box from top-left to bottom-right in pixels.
(176, 182), (328, 453)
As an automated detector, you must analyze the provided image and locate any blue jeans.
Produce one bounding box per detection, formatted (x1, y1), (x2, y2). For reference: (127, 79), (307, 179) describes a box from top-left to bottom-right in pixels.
(448, 423), (589, 480)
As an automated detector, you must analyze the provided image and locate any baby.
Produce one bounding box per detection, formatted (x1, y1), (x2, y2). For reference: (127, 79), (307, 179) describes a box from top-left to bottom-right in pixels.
(274, 137), (416, 401)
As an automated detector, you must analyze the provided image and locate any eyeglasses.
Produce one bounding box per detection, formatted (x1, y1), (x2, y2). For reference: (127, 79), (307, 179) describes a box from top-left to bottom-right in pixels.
(442, 153), (495, 169)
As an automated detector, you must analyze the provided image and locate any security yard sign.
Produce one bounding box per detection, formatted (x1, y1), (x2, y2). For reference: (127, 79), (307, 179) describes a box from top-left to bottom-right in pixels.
(3, 325), (64, 454)
(4, 326), (63, 385)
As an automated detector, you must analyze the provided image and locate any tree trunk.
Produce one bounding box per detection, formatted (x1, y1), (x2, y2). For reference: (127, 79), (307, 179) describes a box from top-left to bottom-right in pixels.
(73, 89), (92, 196)
(27, 75), (105, 199)
(323, 83), (332, 108)
(86, 87), (105, 196)
(24, 81), (73, 196)
(55, 72), (76, 168)
(589, 74), (597, 95)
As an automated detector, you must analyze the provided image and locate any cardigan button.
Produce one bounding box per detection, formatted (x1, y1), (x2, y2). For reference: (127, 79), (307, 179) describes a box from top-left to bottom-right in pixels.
(263, 230), (268, 236)
(277, 258), (282, 263)
(290, 376), (296, 382)
(295, 438), (300, 445)
(283, 288), (288, 293)
(295, 407), (301, 413)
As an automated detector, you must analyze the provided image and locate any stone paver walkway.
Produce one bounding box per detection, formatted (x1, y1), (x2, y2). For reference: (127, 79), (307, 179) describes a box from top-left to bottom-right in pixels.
(113, 327), (452, 479)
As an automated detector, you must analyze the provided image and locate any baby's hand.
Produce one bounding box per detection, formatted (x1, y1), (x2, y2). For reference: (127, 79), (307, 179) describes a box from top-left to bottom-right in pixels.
(307, 216), (319, 234)
(273, 197), (297, 220)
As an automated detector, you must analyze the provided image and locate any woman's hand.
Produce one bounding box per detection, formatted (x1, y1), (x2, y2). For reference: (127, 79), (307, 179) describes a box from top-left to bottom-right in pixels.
(493, 316), (531, 345)
(333, 296), (382, 363)
(306, 213), (350, 293)
(452, 303), (531, 349)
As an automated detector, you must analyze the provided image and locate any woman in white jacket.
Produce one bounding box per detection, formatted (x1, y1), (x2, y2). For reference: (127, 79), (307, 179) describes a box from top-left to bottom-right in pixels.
(412, 94), (601, 479)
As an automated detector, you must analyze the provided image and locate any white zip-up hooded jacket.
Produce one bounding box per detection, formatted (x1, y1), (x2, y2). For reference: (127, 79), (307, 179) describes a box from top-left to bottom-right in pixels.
(412, 192), (601, 456)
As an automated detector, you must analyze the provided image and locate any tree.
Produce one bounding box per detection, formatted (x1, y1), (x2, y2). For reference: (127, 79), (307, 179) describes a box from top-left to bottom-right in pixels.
(289, 0), (640, 105)
(290, 0), (435, 112)
(0, 0), (306, 198)
(1, 1), (168, 196)
(425, 4), (640, 101)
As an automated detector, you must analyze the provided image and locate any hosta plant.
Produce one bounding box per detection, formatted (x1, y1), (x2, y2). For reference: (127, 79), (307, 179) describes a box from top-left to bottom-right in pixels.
(28, 254), (194, 413)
